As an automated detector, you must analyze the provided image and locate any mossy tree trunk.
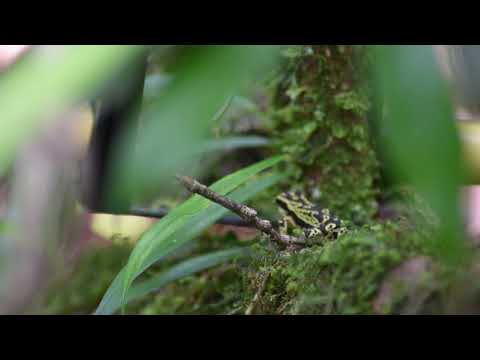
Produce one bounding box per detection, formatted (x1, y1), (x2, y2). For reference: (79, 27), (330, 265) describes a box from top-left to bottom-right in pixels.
(271, 45), (381, 224)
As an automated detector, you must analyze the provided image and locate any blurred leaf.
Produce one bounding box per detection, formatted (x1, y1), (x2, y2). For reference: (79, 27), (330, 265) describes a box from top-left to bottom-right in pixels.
(107, 46), (281, 209)
(95, 247), (249, 315)
(100, 155), (284, 311)
(0, 45), (144, 174)
(372, 45), (467, 267)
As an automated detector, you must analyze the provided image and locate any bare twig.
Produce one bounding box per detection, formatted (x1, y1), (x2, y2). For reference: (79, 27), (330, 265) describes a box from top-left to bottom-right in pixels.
(176, 175), (305, 247)
(245, 272), (270, 315)
(127, 207), (252, 228)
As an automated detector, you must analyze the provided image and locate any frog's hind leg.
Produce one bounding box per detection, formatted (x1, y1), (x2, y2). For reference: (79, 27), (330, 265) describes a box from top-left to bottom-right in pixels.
(304, 227), (323, 239)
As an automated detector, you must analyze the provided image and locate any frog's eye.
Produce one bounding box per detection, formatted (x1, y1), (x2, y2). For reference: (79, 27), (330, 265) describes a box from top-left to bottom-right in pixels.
(325, 223), (337, 232)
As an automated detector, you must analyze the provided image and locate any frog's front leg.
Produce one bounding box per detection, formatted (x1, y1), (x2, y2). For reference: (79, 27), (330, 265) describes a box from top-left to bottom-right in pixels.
(278, 209), (295, 235)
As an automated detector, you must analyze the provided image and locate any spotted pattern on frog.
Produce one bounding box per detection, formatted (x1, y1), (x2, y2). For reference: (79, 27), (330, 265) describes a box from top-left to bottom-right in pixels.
(275, 191), (347, 240)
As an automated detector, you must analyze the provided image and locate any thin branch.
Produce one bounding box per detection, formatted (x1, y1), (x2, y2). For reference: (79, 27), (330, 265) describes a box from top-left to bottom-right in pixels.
(128, 207), (252, 227)
(176, 175), (305, 247)
(245, 271), (270, 315)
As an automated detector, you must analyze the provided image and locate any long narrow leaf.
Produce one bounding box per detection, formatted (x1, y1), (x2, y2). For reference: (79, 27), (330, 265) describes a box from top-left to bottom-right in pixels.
(95, 169), (284, 314)
(96, 248), (249, 315)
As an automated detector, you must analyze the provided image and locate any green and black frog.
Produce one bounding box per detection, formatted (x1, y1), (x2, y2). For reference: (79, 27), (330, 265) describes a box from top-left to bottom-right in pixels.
(275, 191), (348, 242)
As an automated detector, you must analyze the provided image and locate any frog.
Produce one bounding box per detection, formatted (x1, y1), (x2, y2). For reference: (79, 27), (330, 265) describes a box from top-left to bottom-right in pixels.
(275, 191), (347, 242)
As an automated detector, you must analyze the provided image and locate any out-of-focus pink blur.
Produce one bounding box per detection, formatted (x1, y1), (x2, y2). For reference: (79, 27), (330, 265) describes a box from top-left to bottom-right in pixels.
(0, 45), (30, 71)
(0, 45), (31, 218)
(466, 187), (480, 242)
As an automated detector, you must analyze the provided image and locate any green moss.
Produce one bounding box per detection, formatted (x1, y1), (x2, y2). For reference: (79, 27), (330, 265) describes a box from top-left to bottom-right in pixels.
(130, 264), (244, 315)
(283, 226), (427, 314)
(239, 191), (439, 315)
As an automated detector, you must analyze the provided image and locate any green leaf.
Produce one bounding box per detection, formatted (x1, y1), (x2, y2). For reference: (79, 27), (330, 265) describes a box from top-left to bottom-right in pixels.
(140, 171), (286, 272)
(95, 169), (284, 315)
(95, 247), (249, 315)
(372, 45), (467, 267)
(105, 155), (284, 311)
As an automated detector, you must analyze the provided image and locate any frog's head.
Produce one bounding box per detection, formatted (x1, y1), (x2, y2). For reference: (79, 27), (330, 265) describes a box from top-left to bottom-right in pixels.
(276, 191), (313, 211)
(276, 191), (296, 211)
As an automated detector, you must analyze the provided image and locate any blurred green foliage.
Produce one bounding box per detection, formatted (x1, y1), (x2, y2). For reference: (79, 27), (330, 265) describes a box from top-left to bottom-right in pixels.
(108, 46), (281, 209)
(372, 45), (467, 267)
(0, 45), (145, 175)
